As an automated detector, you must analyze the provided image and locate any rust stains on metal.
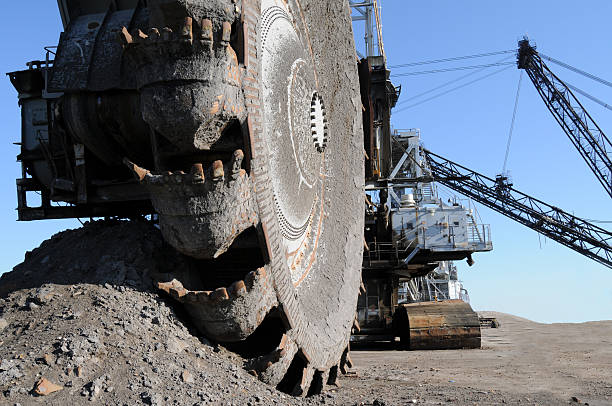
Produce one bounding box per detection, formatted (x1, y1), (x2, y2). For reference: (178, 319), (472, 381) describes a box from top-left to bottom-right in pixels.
(395, 300), (481, 350)
(181, 17), (193, 42)
(212, 160), (225, 180)
(189, 163), (205, 183)
(221, 21), (232, 45)
(123, 158), (150, 181)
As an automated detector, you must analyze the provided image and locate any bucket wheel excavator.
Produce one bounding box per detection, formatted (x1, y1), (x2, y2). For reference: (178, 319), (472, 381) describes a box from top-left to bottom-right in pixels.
(7, 0), (364, 395)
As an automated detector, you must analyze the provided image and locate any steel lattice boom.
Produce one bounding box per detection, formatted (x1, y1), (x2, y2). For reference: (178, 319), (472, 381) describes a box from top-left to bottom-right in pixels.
(423, 149), (612, 269)
(517, 39), (612, 198)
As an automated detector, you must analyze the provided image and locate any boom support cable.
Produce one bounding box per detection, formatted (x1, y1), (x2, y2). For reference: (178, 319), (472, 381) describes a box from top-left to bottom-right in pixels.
(564, 82), (612, 112)
(393, 65), (512, 113)
(539, 53), (612, 89)
(390, 61), (514, 77)
(395, 55), (514, 107)
(502, 71), (523, 174)
(389, 49), (514, 69)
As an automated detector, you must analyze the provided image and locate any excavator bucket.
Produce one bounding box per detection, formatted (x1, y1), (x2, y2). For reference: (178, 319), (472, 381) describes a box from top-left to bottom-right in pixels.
(394, 300), (481, 350)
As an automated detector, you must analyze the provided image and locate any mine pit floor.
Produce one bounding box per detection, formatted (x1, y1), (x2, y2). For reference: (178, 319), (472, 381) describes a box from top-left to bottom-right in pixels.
(332, 312), (612, 405)
(0, 221), (610, 405)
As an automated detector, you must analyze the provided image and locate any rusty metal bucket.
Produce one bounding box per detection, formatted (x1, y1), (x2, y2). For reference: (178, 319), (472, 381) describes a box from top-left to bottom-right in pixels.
(394, 300), (481, 350)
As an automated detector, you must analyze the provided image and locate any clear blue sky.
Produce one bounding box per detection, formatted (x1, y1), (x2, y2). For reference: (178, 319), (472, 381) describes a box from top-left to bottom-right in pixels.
(1, 2), (611, 323)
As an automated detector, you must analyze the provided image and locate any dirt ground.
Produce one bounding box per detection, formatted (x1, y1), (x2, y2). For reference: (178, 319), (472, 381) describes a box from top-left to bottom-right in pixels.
(327, 312), (612, 405)
(1, 222), (611, 405)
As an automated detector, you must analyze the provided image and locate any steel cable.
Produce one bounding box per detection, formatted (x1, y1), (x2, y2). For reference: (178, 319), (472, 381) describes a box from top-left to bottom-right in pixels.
(502, 71), (523, 174)
(393, 65), (513, 113)
(395, 55), (514, 107)
(389, 49), (515, 69)
(540, 53), (612, 89)
(390, 61), (515, 77)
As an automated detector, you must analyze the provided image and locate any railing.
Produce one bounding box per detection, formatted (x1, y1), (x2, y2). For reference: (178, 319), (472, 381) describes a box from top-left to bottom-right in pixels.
(365, 241), (400, 263)
(468, 223), (491, 246)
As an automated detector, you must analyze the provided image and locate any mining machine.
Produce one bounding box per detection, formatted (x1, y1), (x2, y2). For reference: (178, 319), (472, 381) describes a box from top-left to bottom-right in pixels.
(354, 125), (491, 349)
(350, 1), (489, 350)
(350, 37), (612, 350)
(7, 0), (365, 395)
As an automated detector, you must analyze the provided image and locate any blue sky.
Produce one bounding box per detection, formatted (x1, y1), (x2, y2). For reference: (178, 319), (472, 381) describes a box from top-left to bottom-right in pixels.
(1, 2), (611, 323)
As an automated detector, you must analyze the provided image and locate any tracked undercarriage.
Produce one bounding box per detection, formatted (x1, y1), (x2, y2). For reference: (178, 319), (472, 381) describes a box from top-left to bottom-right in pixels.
(8, 0), (363, 395)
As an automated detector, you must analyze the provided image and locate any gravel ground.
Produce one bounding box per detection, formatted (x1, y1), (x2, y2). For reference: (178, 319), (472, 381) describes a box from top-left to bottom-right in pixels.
(0, 221), (305, 405)
(1, 221), (611, 405)
(329, 312), (612, 406)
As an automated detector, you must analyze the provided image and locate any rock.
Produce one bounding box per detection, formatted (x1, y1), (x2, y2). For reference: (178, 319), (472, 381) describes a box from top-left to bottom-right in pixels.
(85, 376), (107, 400)
(0, 359), (24, 384)
(33, 378), (63, 396)
(0, 318), (8, 331)
(181, 370), (194, 383)
(33, 286), (55, 305)
(43, 354), (54, 366)
(166, 337), (187, 354)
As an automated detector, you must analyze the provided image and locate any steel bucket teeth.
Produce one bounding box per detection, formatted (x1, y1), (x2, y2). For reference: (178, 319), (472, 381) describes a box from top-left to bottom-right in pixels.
(157, 267), (277, 341)
(246, 334), (298, 386)
(120, 13), (245, 153)
(125, 151), (257, 259)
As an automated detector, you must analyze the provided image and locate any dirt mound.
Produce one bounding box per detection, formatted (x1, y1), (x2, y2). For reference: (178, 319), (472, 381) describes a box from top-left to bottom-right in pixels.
(0, 220), (304, 405)
(476, 311), (537, 325)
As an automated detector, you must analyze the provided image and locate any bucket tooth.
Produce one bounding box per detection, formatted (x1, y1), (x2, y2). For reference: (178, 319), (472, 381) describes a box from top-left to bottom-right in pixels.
(306, 369), (327, 396)
(212, 160), (225, 181)
(352, 317), (360, 333)
(189, 163), (205, 183)
(148, 28), (160, 41)
(221, 21), (232, 46)
(210, 287), (230, 303)
(339, 345), (351, 374)
(228, 280), (247, 298)
(231, 149), (244, 178)
(247, 334), (298, 386)
(200, 18), (213, 52)
(161, 27), (173, 41)
(131, 29), (148, 43)
(155, 265), (277, 342)
(201, 19), (213, 41)
(326, 365), (340, 387)
(118, 27), (133, 46)
(291, 366), (315, 397)
(181, 17), (193, 42)
(123, 158), (150, 182)
(345, 354), (353, 369)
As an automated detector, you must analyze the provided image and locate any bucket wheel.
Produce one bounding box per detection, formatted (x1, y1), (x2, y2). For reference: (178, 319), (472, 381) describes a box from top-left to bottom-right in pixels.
(124, 0), (364, 395)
